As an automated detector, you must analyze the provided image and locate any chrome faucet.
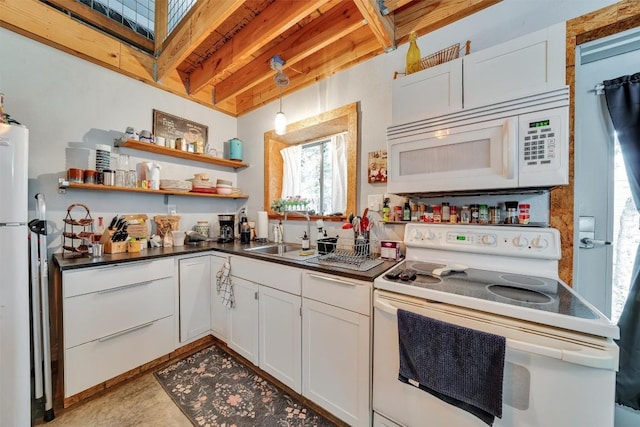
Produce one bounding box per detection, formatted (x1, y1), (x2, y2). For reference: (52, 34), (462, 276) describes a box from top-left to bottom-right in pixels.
(283, 210), (311, 247)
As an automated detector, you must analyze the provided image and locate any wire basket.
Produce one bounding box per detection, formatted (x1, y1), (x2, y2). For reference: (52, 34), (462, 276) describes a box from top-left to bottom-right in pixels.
(312, 236), (384, 272)
(419, 43), (460, 70)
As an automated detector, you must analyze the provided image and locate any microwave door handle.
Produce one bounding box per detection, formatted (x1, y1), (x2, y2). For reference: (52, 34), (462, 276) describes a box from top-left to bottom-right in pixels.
(503, 118), (518, 179)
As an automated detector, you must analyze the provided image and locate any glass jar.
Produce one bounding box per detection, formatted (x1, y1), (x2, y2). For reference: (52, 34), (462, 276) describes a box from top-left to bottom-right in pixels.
(433, 205), (442, 223)
(489, 206), (500, 224)
(505, 201), (519, 224)
(479, 204), (489, 224)
(441, 203), (450, 222)
(449, 205), (458, 223)
(460, 205), (470, 224)
(470, 204), (480, 224)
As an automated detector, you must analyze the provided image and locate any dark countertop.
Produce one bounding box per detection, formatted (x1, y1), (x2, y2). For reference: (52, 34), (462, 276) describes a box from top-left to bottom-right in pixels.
(52, 240), (399, 282)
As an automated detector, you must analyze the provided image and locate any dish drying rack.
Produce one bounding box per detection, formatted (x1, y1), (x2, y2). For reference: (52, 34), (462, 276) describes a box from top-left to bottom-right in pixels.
(310, 236), (384, 272)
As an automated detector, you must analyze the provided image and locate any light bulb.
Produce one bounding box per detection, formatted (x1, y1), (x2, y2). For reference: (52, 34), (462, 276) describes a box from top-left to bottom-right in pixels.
(275, 111), (287, 135)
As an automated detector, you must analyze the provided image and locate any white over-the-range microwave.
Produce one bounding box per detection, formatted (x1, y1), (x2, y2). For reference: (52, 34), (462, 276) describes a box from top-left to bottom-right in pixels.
(386, 87), (570, 195)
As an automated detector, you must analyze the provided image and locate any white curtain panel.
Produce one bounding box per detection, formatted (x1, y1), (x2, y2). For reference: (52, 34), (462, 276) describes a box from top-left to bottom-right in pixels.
(280, 144), (302, 198)
(330, 132), (347, 213)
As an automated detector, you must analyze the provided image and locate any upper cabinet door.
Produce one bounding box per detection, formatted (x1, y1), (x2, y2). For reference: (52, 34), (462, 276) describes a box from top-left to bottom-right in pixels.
(391, 57), (463, 125)
(463, 22), (566, 109)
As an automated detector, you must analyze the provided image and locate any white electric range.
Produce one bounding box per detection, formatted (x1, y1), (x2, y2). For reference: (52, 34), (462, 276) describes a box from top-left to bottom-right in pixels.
(372, 223), (619, 427)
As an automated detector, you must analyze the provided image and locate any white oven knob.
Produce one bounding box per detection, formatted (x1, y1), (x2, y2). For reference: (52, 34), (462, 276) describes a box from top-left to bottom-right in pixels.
(531, 235), (549, 249)
(512, 235), (529, 247)
(424, 230), (436, 241)
(411, 230), (423, 240)
(481, 234), (496, 245)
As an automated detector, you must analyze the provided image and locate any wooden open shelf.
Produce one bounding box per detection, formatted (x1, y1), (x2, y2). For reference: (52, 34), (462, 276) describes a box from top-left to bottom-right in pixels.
(116, 139), (248, 169)
(59, 182), (248, 199)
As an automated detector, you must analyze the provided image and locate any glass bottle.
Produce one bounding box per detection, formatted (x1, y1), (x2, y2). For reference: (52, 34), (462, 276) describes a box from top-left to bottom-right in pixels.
(441, 202), (450, 222)
(403, 198), (411, 221)
(406, 32), (421, 75)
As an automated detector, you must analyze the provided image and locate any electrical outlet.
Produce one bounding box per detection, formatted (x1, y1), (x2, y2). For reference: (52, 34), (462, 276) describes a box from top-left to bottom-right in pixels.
(167, 204), (177, 215)
(368, 194), (383, 212)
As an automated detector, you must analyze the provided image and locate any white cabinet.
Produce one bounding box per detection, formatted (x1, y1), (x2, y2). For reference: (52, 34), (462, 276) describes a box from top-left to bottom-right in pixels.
(179, 255), (211, 343)
(259, 285), (301, 393)
(228, 256), (302, 391)
(463, 22), (566, 109)
(391, 23), (565, 121)
(391, 57), (462, 124)
(226, 275), (259, 364)
(210, 253), (229, 341)
(62, 258), (175, 397)
(302, 272), (371, 427)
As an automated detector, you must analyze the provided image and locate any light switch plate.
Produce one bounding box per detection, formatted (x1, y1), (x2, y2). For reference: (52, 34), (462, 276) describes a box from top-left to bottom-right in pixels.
(368, 194), (383, 212)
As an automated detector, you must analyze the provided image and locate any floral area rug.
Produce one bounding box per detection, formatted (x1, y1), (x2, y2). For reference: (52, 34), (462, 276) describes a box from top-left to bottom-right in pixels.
(154, 343), (337, 427)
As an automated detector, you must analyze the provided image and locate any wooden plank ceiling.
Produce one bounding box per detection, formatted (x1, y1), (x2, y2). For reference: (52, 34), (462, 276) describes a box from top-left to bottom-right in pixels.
(2, 0), (501, 117)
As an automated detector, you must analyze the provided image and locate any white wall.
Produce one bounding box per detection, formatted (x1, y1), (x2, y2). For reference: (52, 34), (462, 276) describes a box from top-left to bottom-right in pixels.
(0, 28), (241, 253)
(0, 0), (618, 249)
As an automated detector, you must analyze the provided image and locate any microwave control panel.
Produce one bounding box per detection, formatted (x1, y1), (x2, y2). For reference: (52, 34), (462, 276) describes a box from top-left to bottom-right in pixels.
(518, 107), (569, 187)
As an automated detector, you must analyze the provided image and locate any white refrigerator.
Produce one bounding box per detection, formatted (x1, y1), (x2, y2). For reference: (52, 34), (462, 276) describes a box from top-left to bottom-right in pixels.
(0, 122), (30, 426)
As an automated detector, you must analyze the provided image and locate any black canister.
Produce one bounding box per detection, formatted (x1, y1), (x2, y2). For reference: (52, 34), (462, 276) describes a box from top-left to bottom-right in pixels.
(240, 217), (251, 243)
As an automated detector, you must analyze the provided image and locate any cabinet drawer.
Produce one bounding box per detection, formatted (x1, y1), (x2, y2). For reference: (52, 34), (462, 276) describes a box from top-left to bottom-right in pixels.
(63, 258), (174, 298)
(231, 256), (301, 295)
(64, 315), (174, 397)
(64, 276), (174, 349)
(302, 272), (371, 315)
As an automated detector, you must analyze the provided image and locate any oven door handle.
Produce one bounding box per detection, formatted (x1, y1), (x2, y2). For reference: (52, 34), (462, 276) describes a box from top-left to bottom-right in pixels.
(374, 297), (616, 370)
(374, 297), (398, 315)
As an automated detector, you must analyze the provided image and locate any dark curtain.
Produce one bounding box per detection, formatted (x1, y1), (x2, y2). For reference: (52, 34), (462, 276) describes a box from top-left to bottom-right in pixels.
(603, 72), (640, 410)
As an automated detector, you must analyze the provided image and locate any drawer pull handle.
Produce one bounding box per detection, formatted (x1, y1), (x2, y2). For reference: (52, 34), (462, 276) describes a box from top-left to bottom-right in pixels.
(307, 273), (357, 287)
(97, 280), (153, 294)
(97, 321), (154, 342)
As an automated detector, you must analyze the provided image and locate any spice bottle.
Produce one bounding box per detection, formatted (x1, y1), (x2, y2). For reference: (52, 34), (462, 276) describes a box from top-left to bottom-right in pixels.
(505, 201), (519, 224)
(489, 206), (500, 224)
(519, 204), (531, 224)
(406, 32), (421, 75)
(460, 205), (470, 224)
(433, 205), (442, 223)
(441, 202), (450, 222)
(411, 203), (419, 222)
(449, 205), (458, 223)
(470, 204), (480, 224)
(479, 204), (489, 224)
(425, 205), (434, 223)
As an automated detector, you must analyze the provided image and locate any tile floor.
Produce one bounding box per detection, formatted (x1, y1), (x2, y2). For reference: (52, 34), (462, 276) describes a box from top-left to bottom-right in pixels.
(33, 373), (191, 427)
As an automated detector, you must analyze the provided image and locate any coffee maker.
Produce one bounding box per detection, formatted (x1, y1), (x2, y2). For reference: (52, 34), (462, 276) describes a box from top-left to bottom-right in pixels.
(217, 214), (235, 243)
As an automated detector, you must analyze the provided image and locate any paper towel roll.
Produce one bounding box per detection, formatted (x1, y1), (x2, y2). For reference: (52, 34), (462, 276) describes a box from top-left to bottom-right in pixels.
(257, 211), (269, 240)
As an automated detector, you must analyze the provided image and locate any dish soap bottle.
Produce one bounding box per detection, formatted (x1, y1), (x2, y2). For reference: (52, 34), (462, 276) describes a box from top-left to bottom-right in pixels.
(406, 31), (421, 75)
(301, 231), (310, 250)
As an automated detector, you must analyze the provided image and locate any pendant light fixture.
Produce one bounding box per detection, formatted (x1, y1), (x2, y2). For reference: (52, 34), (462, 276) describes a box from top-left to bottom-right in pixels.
(270, 56), (289, 135)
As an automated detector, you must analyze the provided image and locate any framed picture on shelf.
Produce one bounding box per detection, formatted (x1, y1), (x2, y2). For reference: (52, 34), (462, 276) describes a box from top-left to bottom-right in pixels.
(152, 109), (208, 153)
(368, 150), (387, 183)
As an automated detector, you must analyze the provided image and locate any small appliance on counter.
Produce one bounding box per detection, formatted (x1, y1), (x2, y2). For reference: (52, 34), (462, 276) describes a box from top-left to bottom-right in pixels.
(218, 214), (235, 243)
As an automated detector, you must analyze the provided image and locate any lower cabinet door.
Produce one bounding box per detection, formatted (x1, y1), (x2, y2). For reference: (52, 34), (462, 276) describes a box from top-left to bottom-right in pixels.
(64, 315), (174, 397)
(302, 298), (371, 427)
(259, 285), (301, 393)
(227, 276), (259, 365)
(179, 256), (211, 342)
(210, 254), (229, 340)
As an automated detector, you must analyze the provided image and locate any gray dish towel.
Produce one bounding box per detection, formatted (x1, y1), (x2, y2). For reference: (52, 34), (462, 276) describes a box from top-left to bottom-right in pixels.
(397, 309), (505, 426)
(215, 261), (235, 308)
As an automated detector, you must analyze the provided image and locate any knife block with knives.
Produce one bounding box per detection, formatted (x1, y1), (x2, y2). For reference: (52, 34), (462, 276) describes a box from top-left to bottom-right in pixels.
(99, 230), (128, 254)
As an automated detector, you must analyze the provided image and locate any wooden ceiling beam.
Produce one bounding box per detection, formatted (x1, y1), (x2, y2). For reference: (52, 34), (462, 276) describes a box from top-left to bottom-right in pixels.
(234, 25), (382, 115)
(156, 0), (245, 83)
(381, 0), (415, 15)
(214, 1), (365, 105)
(187, 0), (330, 95)
(352, 0), (395, 50)
(395, 0), (501, 42)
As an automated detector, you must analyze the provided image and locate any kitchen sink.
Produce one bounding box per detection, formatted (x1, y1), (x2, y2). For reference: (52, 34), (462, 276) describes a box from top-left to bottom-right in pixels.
(244, 244), (302, 255)
(243, 244), (319, 260)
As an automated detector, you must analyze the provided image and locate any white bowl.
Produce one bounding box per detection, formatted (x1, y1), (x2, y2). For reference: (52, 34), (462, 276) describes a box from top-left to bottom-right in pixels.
(216, 187), (232, 195)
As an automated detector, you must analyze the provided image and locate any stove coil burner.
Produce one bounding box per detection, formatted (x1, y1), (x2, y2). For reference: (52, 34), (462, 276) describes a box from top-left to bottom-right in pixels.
(499, 274), (547, 287)
(487, 285), (552, 304)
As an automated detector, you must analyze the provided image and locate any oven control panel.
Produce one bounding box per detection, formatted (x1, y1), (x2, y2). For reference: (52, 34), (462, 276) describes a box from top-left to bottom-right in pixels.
(404, 223), (560, 259)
